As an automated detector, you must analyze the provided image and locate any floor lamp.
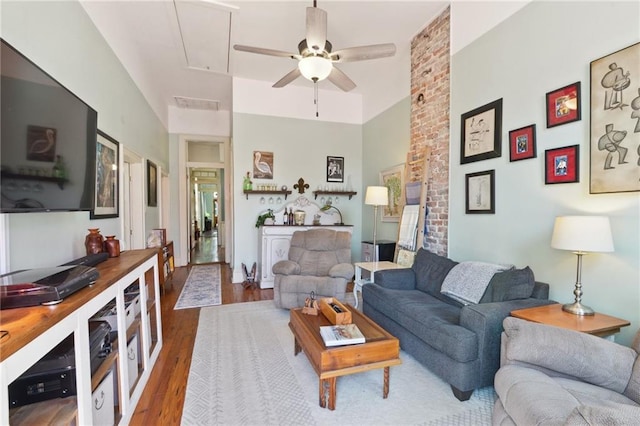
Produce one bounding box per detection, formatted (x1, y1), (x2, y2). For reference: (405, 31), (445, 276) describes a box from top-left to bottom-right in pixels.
(365, 186), (389, 262)
(551, 215), (614, 315)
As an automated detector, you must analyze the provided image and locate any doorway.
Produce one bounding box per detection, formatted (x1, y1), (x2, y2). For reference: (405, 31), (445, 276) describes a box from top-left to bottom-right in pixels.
(190, 168), (224, 264)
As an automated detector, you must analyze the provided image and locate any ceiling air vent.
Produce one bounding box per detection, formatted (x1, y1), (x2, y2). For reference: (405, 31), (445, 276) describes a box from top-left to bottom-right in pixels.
(174, 96), (220, 111)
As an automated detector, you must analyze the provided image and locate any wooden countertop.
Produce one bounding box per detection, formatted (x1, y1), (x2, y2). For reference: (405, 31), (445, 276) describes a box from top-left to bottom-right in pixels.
(0, 249), (159, 362)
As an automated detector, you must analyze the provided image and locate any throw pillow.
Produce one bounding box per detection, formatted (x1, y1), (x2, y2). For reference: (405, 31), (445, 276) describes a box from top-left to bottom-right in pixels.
(411, 249), (458, 298)
(480, 266), (535, 303)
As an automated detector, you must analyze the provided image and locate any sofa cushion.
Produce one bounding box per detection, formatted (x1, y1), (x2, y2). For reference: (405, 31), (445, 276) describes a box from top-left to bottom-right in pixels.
(503, 317), (637, 394)
(564, 401), (640, 425)
(624, 356), (640, 404)
(363, 284), (477, 362)
(411, 249), (458, 299)
(480, 266), (536, 303)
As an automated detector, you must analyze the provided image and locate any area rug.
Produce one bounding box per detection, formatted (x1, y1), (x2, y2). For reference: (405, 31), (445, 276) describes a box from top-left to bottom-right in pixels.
(174, 264), (222, 310)
(181, 300), (495, 425)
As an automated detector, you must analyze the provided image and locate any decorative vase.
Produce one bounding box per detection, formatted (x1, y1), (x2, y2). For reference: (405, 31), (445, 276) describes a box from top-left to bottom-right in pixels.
(85, 228), (104, 255)
(104, 235), (120, 258)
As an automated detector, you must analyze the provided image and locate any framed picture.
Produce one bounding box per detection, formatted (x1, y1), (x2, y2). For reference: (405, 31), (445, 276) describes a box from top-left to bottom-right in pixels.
(148, 228), (165, 248)
(147, 160), (157, 207)
(326, 156), (344, 182)
(253, 150), (273, 179)
(589, 42), (639, 194)
(546, 82), (581, 128)
(460, 98), (502, 164)
(545, 145), (580, 184)
(379, 163), (405, 222)
(509, 124), (537, 162)
(26, 125), (57, 162)
(91, 130), (119, 219)
(465, 169), (495, 214)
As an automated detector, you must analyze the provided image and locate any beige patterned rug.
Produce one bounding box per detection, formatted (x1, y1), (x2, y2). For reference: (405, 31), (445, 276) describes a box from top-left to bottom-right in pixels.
(181, 300), (495, 425)
(174, 264), (221, 310)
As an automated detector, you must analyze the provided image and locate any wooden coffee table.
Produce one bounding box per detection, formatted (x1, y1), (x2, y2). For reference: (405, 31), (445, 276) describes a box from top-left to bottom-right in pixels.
(289, 305), (401, 410)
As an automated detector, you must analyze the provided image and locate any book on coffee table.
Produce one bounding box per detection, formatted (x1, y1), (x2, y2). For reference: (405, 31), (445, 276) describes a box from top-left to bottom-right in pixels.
(320, 323), (365, 347)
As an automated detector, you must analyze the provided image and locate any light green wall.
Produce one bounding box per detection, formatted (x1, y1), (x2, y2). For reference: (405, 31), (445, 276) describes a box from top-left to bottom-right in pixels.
(232, 113), (363, 277)
(362, 97), (411, 247)
(1, 0), (168, 269)
(450, 1), (639, 345)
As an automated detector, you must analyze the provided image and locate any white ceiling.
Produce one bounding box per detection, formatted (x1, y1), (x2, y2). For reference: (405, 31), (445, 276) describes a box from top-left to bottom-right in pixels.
(80, 0), (528, 129)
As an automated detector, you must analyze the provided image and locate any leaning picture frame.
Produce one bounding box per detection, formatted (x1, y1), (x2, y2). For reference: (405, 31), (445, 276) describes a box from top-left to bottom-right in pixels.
(379, 163), (405, 222)
(91, 130), (119, 219)
(147, 160), (157, 207)
(509, 124), (537, 162)
(460, 98), (503, 164)
(465, 169), (495, 214)
(545, 145), (580, 184)
(326, 156), (344, 182)
(589, 42), (640, 194)
(546, 82), (581, 128)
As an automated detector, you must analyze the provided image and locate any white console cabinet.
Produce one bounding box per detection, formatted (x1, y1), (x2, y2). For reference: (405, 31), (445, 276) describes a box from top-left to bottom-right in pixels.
(0, 249), (163, 425)
(258, 225), (353, 289)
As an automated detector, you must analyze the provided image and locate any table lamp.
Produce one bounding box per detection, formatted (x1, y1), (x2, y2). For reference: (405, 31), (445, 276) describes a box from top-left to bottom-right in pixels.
(365, 186), (389, 262)
(320, 199), (343, 225)
(551, 215), (614, 315)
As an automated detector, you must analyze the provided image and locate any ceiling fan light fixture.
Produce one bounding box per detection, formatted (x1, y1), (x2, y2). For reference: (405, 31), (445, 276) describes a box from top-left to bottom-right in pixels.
(298, 56), (332, 82)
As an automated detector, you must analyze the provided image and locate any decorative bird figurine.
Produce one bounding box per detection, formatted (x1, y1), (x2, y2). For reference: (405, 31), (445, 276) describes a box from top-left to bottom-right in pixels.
(254, 151), (272, 178)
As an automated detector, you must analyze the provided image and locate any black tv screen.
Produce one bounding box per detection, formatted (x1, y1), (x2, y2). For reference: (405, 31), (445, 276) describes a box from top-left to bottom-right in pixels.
(1, 39), (97, 213)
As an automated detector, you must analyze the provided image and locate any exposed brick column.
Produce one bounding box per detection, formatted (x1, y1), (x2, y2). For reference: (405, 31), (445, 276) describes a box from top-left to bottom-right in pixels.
(410, 7), (450, 256)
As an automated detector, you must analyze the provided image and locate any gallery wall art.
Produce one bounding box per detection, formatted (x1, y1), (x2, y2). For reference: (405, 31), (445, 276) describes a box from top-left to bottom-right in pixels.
(590, 42), (639, 193)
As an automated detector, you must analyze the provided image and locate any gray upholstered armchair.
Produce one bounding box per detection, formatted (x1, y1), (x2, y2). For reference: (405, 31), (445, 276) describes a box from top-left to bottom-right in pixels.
(272, 228), (353, 309)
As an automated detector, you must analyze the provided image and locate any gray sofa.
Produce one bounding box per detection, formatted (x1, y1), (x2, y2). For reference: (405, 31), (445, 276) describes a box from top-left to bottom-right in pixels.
(494, 317), (640, 425)
(362, 248), (553, 401)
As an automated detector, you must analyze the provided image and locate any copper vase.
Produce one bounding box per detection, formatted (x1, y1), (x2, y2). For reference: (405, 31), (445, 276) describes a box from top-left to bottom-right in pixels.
(85, 228), (105, 255)
(104, 235), (120, 258)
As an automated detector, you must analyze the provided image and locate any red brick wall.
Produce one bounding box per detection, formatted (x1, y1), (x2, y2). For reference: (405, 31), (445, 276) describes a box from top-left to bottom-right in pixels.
(410, 7), (450, 256)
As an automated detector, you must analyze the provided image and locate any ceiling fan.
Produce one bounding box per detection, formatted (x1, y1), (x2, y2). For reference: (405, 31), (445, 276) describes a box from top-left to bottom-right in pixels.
(233, 0), (396, 92)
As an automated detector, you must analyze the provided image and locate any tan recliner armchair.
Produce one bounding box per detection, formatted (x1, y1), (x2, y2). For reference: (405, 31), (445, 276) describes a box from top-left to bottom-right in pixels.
(272, 228), (353, 309)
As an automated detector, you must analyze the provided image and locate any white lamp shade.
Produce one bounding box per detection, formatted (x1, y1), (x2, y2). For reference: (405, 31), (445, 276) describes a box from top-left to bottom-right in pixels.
(551, 216), (614, 253)
(298, 56), (332, 81)
(365, 186), (389, 206)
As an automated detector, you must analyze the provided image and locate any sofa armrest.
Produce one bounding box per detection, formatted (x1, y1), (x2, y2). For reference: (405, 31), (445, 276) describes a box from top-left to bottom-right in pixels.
(459, 298), (555, 387)
(502, 317), (637, 394)
(373, 268), (417, 290)
(272, 260), (300, 275)
(329, 263), (354, 280)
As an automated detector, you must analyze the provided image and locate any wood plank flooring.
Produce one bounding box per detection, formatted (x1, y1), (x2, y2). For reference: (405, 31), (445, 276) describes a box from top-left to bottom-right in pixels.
(129, 264), (273, 425)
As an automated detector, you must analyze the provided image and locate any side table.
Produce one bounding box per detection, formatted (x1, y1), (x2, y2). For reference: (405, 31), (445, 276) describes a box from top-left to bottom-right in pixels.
(353, 261), (406, 309)
(510, 303), (630, 340)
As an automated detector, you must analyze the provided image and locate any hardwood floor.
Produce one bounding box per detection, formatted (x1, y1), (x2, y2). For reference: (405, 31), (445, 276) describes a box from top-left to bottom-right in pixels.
(129, 263), (273, 425)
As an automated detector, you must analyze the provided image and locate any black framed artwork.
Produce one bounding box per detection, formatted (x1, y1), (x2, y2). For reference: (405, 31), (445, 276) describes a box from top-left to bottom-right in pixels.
(91, 130), (119, 219)
(147, 160), (157, 207)
(545, 145), (580, 184)
(326, 156), (344, 182)
(465, 169), (495, 214)
(546, 82), (581, 128)
(460, 98), (503, 164)
(509, 124), (537, 162)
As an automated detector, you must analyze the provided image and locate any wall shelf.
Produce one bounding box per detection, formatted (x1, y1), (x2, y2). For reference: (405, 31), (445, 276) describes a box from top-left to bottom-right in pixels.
(312, 191), (357, 200)
(0, 171), (68, 189)
(243, 189), (292, 200)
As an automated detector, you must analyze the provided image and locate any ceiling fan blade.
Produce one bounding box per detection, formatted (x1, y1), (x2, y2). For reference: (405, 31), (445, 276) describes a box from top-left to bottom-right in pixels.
(305, 6), (327, 52)
(234, 44), (300, 59)
(330, 43), (396, 63)
(327, 66), (356, 92)
(273, 68), (302, 88)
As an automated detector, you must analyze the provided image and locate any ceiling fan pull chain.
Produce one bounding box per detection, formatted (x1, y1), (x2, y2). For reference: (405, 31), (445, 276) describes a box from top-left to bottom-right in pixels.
(314, 81), (319, 117)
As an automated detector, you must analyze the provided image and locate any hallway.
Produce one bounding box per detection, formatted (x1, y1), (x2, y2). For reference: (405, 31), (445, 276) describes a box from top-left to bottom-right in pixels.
(190, 229), (224, 264)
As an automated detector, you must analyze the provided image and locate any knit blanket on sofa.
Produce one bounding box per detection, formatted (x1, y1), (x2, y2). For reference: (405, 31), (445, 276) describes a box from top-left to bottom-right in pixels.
(440, 261), (512, 305)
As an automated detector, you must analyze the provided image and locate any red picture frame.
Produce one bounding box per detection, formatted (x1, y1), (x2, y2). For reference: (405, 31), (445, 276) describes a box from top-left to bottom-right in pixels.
(546, 82), (581, 128)
(509, 124), (536, 162)
(545, 145), (580, 184)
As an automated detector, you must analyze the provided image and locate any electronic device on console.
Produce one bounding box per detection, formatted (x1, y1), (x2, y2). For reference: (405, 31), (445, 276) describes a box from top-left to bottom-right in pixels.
(60, 252), (109, 268)
(0, 265), (100, 309)
(8, 320), (112, 408)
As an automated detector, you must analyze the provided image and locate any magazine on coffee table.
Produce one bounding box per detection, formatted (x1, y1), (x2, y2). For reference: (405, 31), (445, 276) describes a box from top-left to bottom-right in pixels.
(320, 323), (365, 347)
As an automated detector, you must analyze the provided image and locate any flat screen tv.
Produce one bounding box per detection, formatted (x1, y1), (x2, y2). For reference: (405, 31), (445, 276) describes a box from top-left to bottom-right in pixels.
(1, 39), (98, 213)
